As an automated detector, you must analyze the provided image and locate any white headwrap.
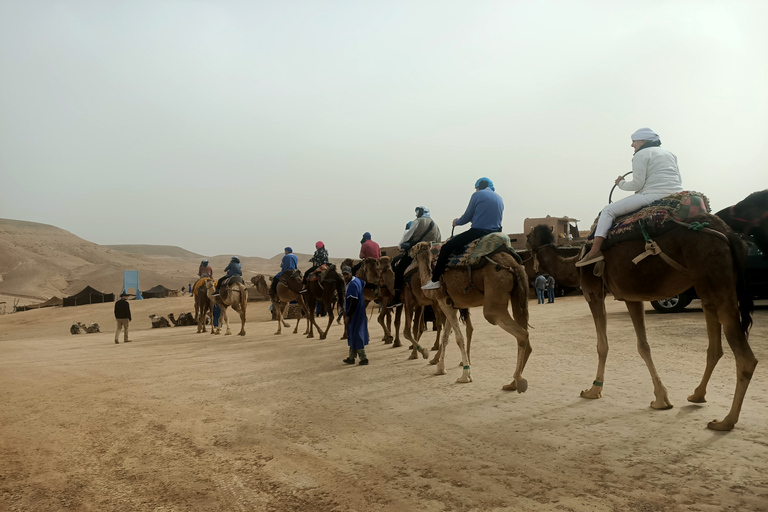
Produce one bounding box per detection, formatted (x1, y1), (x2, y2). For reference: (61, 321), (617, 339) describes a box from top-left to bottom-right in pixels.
(631, 127), (660, 142)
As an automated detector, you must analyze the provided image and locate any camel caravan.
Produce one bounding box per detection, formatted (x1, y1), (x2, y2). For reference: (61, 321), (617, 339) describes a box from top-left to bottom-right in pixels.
(178, 158), (765, 431)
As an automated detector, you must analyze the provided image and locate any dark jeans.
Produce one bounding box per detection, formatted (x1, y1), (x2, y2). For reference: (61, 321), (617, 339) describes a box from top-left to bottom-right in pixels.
(269, 274), (280, 295)
(547, 288), (555, 302)
(431, 228), (496, 282)
(393, 254), (412, 292)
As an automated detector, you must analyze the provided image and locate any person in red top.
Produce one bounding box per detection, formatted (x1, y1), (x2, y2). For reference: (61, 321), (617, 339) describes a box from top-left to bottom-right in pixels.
(359, 232), (380, 259)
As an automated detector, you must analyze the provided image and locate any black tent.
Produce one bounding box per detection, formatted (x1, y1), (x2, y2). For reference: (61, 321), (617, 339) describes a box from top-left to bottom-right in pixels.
(63, 286), (115, 307)
(141, 284), (174, 299)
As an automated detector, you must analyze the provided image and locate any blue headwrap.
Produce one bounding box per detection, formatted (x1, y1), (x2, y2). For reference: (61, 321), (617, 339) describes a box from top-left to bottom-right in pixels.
(284, 247), (292, 253)
(474, 177), (495, 191)
(362, 232), (371, 240)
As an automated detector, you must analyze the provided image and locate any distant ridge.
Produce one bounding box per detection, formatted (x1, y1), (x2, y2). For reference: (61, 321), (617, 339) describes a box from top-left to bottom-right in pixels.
(103, 245), (204, 259)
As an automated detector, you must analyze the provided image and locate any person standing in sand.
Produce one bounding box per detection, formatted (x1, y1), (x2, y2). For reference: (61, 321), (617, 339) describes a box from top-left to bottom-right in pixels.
(114, 292), (132, 344)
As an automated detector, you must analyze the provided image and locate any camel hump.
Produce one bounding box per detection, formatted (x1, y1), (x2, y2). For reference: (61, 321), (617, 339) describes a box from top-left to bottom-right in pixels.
(222, 275), (245, 288)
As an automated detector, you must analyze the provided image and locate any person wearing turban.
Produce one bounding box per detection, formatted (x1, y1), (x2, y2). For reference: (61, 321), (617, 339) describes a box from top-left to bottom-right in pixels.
(576, 128), (683, 266)
(422, 177), (504, 290)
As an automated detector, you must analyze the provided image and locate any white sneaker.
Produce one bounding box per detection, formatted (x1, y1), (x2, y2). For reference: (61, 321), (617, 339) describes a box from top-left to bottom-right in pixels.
(421, 280), (441, 290)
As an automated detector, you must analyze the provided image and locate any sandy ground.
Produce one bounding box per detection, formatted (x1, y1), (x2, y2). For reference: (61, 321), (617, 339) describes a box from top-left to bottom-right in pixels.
(1, 295), (767, 512)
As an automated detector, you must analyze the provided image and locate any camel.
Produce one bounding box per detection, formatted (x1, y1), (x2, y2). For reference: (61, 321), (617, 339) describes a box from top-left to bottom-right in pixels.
(526, 216), (757, 431)
(194, 277), (214, 333)
(411, 241), (530, 390)
(70, 322), (100, 334)
(204, 277), (248, 336)
(401, 270), (473, 364)
(149, 315), (171, 328)
(303, 265), (346, 340)
(168, 312), (195, 327)
(715, 189), (768, 254)
(250, 274), (312, 335)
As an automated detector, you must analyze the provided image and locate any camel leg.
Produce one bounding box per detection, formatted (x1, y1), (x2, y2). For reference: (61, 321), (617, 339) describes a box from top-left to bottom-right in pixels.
(220, 305), (231, 335)
(272, 300), (284, 335)
(463, 312), (473, 367)
(707, 302), (757, 431)
(378, 306), (393, 343)
(392, 305), (403, 348)
(433, 316), (453, 375)
(429, 310), (445, 365)
(403, 300), (415, 345)
(581, 294), (608, 400)
(437, 301), (472, 382)
(320, 299), (334, 340)
(481, 298), (530, 393)
(305, 297), (315, 338)
(625, 301), (671, 409)
(688, 301), (723, 403)
(235, 303), (246, 336)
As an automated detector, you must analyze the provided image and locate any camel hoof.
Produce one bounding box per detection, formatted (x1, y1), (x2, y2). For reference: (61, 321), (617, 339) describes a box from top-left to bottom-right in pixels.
(420, 347), (430, 359)
(307, 334), (314, 339)
(283, 322), (290, 327)
(431, 343), (440, 351)
(456, 375), (472, 383)
(516, 379), (528, 394)
(238, 332), (245, 336)
(319, 335), (327, 340)
(687, 394), (707, 404)
(407, 352), (418, 360)
(429, 357), (439, 366)
(650, 400), (673, 410)
(580, 387), (602, 399)
(435, 369), (448, 376)
(707, 419), (735, 431)
(274, 331), (281, 335)
(384, 339), (393, 345)
(225, 331), (232, 336)
(502, 382), (517, 391)
(392, 341), (402, 348)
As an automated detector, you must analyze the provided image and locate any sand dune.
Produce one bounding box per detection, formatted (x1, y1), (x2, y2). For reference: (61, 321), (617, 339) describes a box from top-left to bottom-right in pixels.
(0, 218), (346, 305)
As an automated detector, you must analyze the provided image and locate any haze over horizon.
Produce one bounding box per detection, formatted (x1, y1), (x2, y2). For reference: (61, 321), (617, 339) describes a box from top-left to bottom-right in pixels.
(1, 1), (766, 259)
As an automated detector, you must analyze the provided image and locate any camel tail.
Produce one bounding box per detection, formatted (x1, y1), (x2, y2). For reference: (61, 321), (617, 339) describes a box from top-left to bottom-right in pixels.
(511, 263), (531, 329)
(727, 229), (753, 336)
(459, 308), (469, 324)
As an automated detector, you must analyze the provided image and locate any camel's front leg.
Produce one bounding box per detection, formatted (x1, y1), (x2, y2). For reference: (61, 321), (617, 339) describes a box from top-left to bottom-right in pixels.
(272, 300), (284, 335)
(378, 306), (393, 343)
(236, 304), (246, 336)
(625, 301), (671, 409)
(438, 302), (471, 383)
(463, 311), (474, 367)
(582, 295), (608, 399)
(392, 304), (403, 348)
(688, 301), (723, 403)
(221, 306), (232, 335)
(320, 299), (334, 340)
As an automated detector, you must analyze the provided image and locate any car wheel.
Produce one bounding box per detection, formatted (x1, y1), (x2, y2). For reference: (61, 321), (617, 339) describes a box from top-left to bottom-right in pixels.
(650, 292), (691, 313)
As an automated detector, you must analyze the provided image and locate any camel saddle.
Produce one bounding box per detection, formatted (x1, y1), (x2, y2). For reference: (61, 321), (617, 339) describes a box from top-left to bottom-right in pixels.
(217, 275), (244, 300)
(278, 269), (304, 293)
(587, 190), (711, 251)
(307, 264), (330, 282)
(405, 233), (522, 278)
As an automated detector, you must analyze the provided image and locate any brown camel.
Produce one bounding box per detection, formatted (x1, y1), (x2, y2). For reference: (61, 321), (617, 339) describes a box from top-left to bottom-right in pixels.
(526, 216), (757, 431)
(411, 241), (530, 390)
(715, 189), (768, 254)
(303, 265), (346, 340)
(194, 277), (214, 333)
(204, 277), (248, 336)
(251, 274), (313, 335)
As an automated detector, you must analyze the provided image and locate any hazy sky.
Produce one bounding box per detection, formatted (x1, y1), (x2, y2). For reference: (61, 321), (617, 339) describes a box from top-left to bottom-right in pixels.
(1, 1), (766, 259)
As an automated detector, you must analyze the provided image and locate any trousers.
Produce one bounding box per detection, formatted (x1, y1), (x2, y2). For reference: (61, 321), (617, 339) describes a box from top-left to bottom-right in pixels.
(594, 193), (669, 238)
(115, 318), (129, 342)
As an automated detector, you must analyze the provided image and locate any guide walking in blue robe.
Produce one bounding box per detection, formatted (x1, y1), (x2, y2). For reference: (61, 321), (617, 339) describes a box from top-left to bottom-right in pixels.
(341, 265), (373, 365)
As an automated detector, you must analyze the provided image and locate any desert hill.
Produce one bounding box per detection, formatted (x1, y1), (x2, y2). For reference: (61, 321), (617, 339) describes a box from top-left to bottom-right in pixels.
(0, 219), (347, 306)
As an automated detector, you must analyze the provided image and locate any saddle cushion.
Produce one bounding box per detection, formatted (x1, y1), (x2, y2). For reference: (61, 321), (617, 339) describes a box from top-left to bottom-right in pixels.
(411, 233), (519, 274)
(307, 264), (329, 282)
(221, 275), (245, 287)
(192, 277), (209, 297)
(588, 191), (710, 249)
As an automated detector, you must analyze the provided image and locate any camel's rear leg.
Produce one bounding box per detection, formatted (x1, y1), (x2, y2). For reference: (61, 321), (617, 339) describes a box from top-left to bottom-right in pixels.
(392, 304), (403, 348)
(483, 300), (530, 393)
(707, 303), (757, 431)
(625, 301), (672, 409)
(436, 301), (471, 383)
(378, 306), (393, 343)
(235, 304), (246, 336)
(688, 302), (724, 403)
(218, 305), (231, 335)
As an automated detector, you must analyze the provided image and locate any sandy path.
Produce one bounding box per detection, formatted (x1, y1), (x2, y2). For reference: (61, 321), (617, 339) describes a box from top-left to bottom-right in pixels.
(1, 296), (767, 511)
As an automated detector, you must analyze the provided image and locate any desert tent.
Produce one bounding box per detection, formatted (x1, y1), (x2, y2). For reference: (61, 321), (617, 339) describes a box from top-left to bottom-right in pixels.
(63, 286), (115, 307)
(16, 296), (63, 311)
(141, 284), (174, 299)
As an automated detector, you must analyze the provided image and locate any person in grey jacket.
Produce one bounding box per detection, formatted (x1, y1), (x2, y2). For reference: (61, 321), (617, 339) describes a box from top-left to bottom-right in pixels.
(387, 206), (441, 308)
(546, 274), (556, 303)
(534, 273), (547, 305)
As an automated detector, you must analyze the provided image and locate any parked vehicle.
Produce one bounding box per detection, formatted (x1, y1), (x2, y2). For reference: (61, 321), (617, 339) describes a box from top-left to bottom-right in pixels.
(650, 238), (768, 313)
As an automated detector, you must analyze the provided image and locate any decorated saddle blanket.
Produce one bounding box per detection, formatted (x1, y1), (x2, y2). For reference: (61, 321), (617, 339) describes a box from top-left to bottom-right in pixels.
(588, 191), (710, 250)
(192, 277), (211, 297)
(406, 233), (521, 276)
(307, 264), (329, 282)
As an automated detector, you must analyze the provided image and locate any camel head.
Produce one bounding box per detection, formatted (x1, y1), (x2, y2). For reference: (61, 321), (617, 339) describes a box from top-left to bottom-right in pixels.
(526, 224), (556, 250)
(378, 256), (392, 272)
(341, 258), (355, 271)
(362, 257), (380, 282)
(251, 275), (265, 288)
(409, 242), (432, 260)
